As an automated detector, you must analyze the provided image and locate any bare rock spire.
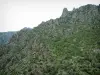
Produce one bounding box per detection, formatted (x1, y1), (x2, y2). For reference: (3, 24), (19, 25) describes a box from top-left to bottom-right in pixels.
(61, 8), (69, 17)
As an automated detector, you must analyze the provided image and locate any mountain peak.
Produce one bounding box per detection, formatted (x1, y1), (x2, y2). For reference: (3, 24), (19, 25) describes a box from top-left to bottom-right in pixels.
(60, 4), (100, 24)
(0, 4), (100, 75)
(61, 8), (69, 17)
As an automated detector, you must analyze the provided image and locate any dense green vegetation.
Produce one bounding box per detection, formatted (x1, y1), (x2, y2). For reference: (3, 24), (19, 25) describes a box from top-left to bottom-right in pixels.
(0, 4), (100, 75)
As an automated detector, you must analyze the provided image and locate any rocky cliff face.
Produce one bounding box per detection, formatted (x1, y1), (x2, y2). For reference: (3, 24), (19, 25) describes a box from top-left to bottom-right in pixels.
(61, 8), (69, 17)
(0, 4), (100, 75)
(61, 4), (100, 24)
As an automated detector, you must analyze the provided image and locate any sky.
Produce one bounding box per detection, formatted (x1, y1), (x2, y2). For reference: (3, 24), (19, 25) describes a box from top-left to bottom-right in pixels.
(0, 0), (100, 32)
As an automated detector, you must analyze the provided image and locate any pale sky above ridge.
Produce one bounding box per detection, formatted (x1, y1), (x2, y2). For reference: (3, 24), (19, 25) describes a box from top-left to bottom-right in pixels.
(0, 0), (100, 32)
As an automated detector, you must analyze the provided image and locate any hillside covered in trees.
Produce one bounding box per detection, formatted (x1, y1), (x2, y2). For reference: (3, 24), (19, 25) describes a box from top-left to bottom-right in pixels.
(0, 4), (100, 75)
(0, 32), (16, 44)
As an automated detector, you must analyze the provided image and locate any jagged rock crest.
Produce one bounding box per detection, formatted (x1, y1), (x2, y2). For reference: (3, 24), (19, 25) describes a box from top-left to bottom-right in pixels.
(61, 8), (69, 17)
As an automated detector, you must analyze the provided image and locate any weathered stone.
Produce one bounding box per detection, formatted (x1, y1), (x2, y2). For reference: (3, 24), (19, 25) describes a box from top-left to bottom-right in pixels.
(61, 8), (69, 17)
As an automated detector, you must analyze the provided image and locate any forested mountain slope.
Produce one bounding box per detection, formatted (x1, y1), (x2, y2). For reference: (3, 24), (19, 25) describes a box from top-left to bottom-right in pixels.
(0, 32), (16, 44)
(0, 4), (100, 75)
